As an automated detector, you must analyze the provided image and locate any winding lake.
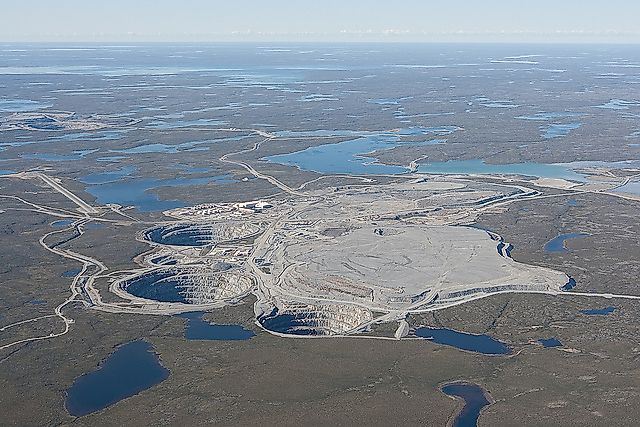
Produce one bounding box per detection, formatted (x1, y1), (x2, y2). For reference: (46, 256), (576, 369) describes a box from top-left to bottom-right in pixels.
(441, 382), (491, 427)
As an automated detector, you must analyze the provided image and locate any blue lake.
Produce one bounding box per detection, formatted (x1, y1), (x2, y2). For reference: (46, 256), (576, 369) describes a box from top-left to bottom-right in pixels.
(516, 112), (581, 121)
(80, 166), (136, 184)
(441, 382), (491, 427)
(544, 232), (589, 253)
(82, 174), (235, 212)
(267, 127), (457, 175)
(416, 160), (586, 181)
(178, 312), (255, 340)
(48, 130), (127, 142)
(539, 338), (563, 348)
(21, 149), (98, 162)
(111, 135), (248, 154)
(580, 306), (615, 316)
(414, 327), (511, 355)
(542, 123), (582, 139)
(65, 340), (169, 417)
(146, 118), (227, 129)
(616, 181), (640, 195)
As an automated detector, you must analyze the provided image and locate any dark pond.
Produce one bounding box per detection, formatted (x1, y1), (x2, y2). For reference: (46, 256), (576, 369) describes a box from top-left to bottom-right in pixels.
(414, 327), (511, 355)
(65, 340), (169, 417)
(539, 338), (563, 348)
(580, 306), (615, 316)
(178, 311), (255, 340)
(62, 268), (82, 278)
(562, 277), (577, 291)
(441, 382), (491, 427)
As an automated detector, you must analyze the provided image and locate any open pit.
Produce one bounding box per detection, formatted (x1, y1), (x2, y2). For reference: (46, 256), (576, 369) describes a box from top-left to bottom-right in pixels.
(105, 177), (574, 336)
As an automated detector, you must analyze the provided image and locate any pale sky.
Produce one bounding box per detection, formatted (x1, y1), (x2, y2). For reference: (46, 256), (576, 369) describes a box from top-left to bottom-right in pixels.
(1, 0), (639, 43)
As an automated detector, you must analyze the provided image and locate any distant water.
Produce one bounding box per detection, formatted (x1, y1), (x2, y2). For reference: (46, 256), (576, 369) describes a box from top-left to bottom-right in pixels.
(414, 327), (511, 355)
(542, 123), (582, 139)
(515, 112), (583, 139)
(516, 112), (581, 121)
(266, 127), (457, 175)
(21, 149), (98, 162)
(416, 159), (586, 181)
(595, 99), (640, 110)
(544, 232), (589, 253)
(48, 130), (127, 142)
(616, 181), (640, 195)
(178, 312), (255, 340)
(65, 340), (169, 417)
(0, 98), (51, 112)
(145, 118), (227, 129)
(80, 166), (136, 184)
(111, 136), (248, 154)
(480, 101), (519, 108)
(82, 174), (235, 212)
(441, 382), (491, 427)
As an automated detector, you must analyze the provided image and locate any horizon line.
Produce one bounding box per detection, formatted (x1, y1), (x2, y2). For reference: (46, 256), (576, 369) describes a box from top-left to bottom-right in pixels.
(2, 39), (640, 45)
